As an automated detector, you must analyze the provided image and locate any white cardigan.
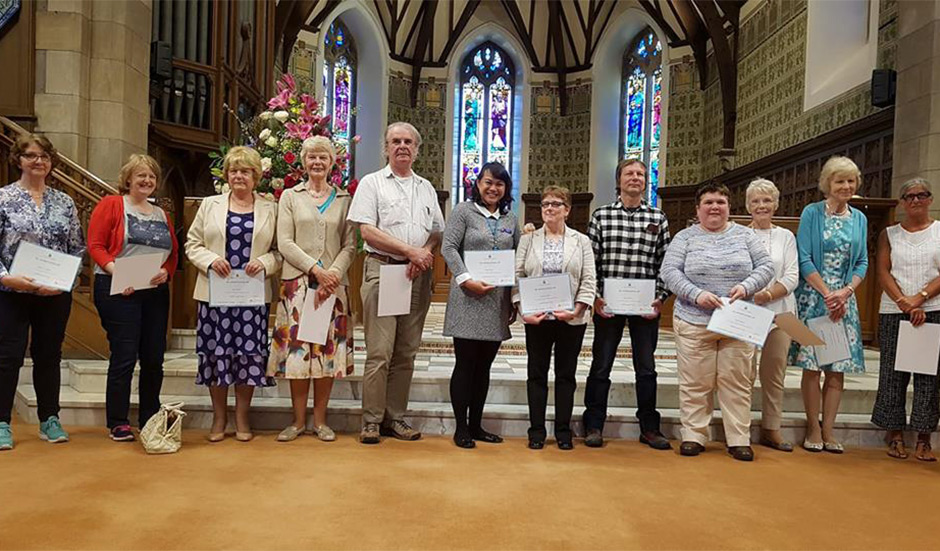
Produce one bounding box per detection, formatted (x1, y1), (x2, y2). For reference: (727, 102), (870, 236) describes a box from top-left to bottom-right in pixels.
(748, 225), (798, 315)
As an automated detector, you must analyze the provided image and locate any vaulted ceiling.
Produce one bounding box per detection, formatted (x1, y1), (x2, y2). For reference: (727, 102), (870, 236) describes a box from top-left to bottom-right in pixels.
(274, 0), (745, 147)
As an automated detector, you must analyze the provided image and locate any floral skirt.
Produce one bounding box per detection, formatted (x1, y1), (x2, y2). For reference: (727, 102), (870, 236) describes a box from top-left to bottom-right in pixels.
(267, 277), (354, 379)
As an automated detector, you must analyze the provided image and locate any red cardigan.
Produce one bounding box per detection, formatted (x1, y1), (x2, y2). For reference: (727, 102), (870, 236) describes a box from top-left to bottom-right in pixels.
(87, 195), (179, 276)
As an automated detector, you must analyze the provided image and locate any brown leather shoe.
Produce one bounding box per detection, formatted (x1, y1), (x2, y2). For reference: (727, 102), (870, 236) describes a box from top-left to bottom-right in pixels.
(728, 446), (755, 461)
(360, 422), (380, 444)
(640, 431), (672, 450)
(380, 419), (421, 441)
(679, 441), (705, 456)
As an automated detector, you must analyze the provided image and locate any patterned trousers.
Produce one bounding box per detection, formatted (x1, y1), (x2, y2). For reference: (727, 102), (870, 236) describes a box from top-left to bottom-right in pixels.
(871, 312), (940, 433)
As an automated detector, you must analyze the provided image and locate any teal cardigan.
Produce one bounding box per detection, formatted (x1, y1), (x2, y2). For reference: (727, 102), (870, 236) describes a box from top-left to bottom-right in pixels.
(796, 201), (868, 286)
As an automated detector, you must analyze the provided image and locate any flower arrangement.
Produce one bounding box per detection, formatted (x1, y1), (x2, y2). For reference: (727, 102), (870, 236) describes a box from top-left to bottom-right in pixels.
(210, 73), (360, 201)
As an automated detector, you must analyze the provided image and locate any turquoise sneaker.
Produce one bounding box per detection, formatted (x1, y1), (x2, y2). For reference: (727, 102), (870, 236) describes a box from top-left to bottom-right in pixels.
(39, 416), (69, 443)
(0, 422), (12, 450)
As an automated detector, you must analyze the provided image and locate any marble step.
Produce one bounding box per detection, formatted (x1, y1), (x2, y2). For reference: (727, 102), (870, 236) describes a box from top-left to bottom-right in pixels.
(43, 357), (886, 415)
(14, 385), (931, 450)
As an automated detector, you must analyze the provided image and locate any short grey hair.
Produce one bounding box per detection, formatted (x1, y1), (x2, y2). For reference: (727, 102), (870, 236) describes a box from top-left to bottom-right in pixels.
(385, 122), (422, 148)
(745, 178), (780, 214)
(899, 177), (932, 198)
(819, 156), (861, 195)
(300, 136), (336, 167)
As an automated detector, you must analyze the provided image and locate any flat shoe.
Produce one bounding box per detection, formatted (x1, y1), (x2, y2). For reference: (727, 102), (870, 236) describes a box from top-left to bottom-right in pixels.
(557, 440), (574, 450)
(823, 441), (844, 454)
(802, 440), (823, 453)
(470, 429), (503, 444)
(887, 438), (908, 459)
(454, 434), (476, 449)
(277, 425), (305, 442)
(206, 432), (225, 443)
(915, 441), (936, 462)
(528, 439), (545, 450)
(759, 437), (794, 452)
(313, 425), (336, 442)
(235, 431), (254, 442)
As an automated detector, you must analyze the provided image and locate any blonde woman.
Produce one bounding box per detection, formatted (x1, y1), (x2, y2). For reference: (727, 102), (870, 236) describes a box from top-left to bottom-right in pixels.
(89, 154), (178, 441)
(268, 137), (356, 442)
(790, 156), (868, 453)
(185, 146), (281, 442)
(745, 179), (798, 452)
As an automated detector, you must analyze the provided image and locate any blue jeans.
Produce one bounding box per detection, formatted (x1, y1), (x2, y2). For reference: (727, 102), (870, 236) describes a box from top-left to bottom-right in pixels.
(583, 313), (661, 433)
(94, 276), (169, 429)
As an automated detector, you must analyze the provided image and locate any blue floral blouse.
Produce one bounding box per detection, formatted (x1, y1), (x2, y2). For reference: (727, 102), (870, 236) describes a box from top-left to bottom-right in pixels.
(0, 181), (86, 292)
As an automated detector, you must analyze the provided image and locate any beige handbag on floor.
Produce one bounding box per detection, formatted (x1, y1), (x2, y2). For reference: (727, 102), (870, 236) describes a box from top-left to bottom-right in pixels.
(140, 402), (186, 454)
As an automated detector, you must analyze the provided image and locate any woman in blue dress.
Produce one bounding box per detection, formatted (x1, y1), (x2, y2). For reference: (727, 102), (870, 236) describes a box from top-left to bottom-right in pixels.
(790, 156), (868, 454)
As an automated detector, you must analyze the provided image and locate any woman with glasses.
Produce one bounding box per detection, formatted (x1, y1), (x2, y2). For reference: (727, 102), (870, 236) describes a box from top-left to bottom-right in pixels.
(0, 134), (85, 450)
(872, 178), (940, 461)
(513, 186), (596, 450)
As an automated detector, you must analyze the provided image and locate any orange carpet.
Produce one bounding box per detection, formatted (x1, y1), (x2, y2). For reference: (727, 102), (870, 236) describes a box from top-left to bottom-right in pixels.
(1, 414), (937, 550)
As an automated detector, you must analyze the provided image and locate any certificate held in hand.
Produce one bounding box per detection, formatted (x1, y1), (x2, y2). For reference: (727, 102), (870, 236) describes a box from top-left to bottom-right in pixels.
(706, 297), (775, 347)
(110, 253), (165, 295)
(209, 269), (266, 307)
(464, 250), (515, 286)
(518, 273), (573, 315)
(9, 241), (82, 292)
(603, 278), (656, 315)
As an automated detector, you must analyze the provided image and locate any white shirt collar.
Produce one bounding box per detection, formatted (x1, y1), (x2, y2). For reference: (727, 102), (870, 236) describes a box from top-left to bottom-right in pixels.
(474, 202), (500, 219)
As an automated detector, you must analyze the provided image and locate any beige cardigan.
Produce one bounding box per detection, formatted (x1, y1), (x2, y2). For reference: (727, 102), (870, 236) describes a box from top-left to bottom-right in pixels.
(184, 192), (282, 302)
(512, 225), (597, 325)
(277, 183), (356, 282)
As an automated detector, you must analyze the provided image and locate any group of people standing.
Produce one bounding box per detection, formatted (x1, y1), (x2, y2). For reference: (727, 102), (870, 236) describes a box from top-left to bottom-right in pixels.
(1, 127), (938, 463)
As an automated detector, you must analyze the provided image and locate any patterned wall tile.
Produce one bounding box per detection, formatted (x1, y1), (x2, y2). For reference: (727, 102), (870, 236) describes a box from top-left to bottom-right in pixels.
(527, 83), (592, 193)
(387, 74), (448, 190)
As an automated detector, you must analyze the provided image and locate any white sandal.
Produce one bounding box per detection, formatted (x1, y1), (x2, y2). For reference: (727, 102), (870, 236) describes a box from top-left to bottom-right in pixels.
(313, 424), (336, 442)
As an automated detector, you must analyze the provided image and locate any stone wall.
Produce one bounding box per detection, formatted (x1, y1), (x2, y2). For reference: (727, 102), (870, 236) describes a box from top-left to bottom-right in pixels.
(527, 82), (592, 193)
(387, 73), (448, 190)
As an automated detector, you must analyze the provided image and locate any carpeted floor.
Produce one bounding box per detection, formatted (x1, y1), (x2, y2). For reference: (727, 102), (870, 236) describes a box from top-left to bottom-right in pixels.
(2, 414), (938, 550)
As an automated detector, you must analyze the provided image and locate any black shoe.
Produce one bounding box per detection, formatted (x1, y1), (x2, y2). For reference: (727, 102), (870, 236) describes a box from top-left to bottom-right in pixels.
(453, 433), (476, 449)
(640, 431), (672, 450)
(584, 429), (604, 448)
(557, 440), (574, 451)
(680, 441), (705, 456)
(528, 439), (545, 450)
(728, 446), (754, 461)
(470, 429), (503, 444)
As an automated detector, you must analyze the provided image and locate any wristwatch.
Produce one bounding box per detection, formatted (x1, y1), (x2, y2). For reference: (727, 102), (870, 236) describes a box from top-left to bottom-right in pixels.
(920, 290), (930, 300)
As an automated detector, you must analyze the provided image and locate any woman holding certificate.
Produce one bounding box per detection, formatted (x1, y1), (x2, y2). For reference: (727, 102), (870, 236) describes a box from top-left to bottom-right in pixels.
(745, 179), (799, 452)
(442, 162), (520, 449)
(88, 154), (179, 442)
(0, 134), (85, 450)
(873, 177), (940, 461)
(268, 136), (355, 443)
(789, 156), (868, 454)
(513, 186), (596, 450)
(660, 182), (773, 461)
(185, 146), (281, 442)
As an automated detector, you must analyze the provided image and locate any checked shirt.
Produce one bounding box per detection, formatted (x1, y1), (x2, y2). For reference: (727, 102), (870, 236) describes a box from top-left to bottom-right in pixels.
(587, 198), (671, 302)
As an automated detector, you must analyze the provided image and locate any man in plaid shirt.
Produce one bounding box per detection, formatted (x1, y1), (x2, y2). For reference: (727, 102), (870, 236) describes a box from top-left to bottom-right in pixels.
(582, 159), (672, 449)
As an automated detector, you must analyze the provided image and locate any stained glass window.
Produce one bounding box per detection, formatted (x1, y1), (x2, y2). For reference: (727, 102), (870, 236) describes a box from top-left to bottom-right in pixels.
(322, 19), (356, 180)
(620, 28), (663, 205)
(456, 42), (515, 205)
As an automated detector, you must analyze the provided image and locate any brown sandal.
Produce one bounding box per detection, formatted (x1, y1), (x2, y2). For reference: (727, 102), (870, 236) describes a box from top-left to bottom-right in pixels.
(914, 441), (936, 462)
(887, 438), (908, 459)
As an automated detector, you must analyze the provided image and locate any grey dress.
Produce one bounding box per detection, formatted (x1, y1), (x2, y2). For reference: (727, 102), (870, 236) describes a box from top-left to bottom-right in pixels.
(442, 201), (521, 341)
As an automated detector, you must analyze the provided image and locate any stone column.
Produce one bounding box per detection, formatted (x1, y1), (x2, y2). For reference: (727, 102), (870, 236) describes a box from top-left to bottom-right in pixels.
(893, 0), (940, 217)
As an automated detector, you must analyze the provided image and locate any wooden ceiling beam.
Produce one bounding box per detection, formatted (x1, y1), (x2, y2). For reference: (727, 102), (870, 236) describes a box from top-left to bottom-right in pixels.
(548, 0), (568, 115)
(372, 1), (393, 46)
(438, 0), (481, 63)
(277, 0), (320, 70)
(638, 0), (683, 46)
(671, 0), (709, 87)
(560, 5), (582, 66)
(500, 0), (540, 68)
(695, 0), (739, 149)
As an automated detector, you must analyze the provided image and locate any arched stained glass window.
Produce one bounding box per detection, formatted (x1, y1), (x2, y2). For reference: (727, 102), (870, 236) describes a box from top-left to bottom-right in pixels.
(456, 42), (515, 205)
(322, 19), (356, 180)
(621, 28), (662, 205)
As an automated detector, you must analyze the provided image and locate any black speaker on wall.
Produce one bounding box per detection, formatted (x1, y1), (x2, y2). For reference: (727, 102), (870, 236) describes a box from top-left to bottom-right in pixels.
(871, 69), (896, 108)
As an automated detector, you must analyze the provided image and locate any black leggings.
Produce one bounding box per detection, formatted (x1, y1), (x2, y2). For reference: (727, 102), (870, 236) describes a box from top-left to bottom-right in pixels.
(450, 338), (502, 435)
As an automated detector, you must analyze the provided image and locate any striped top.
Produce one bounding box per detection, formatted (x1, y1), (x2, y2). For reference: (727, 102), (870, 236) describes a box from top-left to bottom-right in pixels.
(661, 222), (774, 325)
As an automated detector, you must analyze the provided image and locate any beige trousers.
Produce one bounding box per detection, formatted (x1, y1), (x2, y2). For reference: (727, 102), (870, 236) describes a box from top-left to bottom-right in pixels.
(674, 318), (756, 447)
(755, 327), (791, 431)
(360, 255), (433, 425)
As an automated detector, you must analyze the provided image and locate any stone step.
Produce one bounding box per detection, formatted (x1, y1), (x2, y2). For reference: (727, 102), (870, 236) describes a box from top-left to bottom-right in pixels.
(14, 385), (931, 450)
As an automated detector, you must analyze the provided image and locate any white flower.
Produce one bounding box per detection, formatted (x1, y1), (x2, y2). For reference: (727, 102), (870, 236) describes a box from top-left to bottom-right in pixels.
(265, 136), (278, 148)
(274, 110), (290, 123)
(261, 192), (276, 202)
(271, 178), (284, 190)
(259, 111), (273, 120)
(261, 157), (272, 172)
(259, 128), (272, 141)
(220, 183), (231, 194)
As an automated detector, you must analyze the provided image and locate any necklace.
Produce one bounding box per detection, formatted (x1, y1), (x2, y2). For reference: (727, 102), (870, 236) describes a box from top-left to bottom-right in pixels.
(825, 201), (849, 217)
(230, 194), (254, 210)
(308, 185), (330, 199)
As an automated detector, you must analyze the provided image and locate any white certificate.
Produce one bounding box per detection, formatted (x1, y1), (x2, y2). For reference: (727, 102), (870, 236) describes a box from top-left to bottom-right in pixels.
(807, 316), (851, 367)
(297, 294), (337, 345)
(463, 249), (515, 286)
(110, 253), (165, 295)
(603, 278), (656, 315)
(894, 321), (940, 375)
(518, 273), (573, 315)
(9, 241), (82, 292)
(378, 264), (412, 317)
(208, 269), (266, 307)
(706, 298), (775, 347)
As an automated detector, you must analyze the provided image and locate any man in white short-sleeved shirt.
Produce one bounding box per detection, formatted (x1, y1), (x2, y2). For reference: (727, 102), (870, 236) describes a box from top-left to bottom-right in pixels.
(347, 122), (444, 444)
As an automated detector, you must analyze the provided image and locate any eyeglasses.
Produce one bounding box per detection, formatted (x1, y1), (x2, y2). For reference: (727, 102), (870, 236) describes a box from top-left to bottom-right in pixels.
(901, 192), (932, 202)
(541, 201), (566, 209)
(21, 153), (51, 163)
